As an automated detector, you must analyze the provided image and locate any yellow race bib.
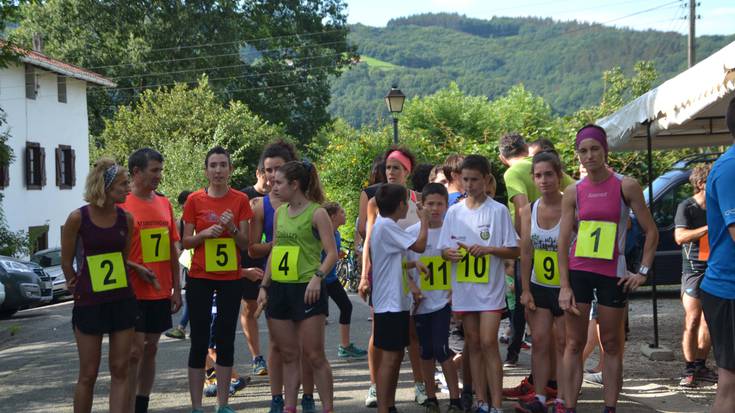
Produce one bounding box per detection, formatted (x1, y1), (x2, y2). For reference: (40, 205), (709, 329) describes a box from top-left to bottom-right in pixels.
(87, 252), (127, 293)
(456, 249), (490, 283)
(533, 249), (559, 286)
(271, 245), (300, 282)
(140, 227), (170, 263)
(419, 256), (451, 291)
(575, 220), (617, 260)
(204, 238), (237, 272)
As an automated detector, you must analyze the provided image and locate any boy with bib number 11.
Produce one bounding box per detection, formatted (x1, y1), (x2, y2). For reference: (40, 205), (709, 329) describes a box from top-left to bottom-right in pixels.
(439, 155), (520, 413)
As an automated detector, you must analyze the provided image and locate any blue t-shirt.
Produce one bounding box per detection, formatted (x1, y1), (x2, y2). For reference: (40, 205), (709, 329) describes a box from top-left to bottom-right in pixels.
(448, 192), (463, 206)
(701, 145), (735, 299)
(323, 230), (341, 284)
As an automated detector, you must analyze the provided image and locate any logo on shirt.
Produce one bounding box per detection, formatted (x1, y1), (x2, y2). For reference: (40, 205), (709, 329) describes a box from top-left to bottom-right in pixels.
(205, 211), (219, 223)
(725, 208), (735, 216)
(450, 235), (467, 241)
(480, 230), (490, 241)
(587, 192), (608, 199)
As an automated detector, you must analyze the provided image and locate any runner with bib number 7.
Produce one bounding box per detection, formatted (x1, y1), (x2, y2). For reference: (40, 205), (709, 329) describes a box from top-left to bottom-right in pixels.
(181, 146), (253, 413)
(557, 125), (658, 413)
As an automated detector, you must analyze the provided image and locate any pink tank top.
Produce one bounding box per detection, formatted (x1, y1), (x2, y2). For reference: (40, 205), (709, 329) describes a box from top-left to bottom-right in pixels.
(569, 173), (629, 278)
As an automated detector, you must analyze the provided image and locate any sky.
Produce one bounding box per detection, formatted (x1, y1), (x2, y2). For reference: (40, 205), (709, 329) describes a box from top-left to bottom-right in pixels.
(345, 0), (735, 36)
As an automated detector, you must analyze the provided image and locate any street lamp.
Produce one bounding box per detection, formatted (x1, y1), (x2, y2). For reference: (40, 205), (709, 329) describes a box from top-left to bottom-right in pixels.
(384, 85), (406, 145)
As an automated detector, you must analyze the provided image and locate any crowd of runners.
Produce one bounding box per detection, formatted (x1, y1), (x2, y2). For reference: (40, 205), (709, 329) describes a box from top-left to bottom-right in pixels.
(59, 98), (735, 413)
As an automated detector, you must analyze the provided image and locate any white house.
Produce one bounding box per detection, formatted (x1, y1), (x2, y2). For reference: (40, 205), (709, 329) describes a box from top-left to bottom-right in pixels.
(0, 46), (115, 253)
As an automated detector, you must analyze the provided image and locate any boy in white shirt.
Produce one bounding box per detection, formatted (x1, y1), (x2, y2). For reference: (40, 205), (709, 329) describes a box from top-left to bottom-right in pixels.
(407, 183), (462, 413)
(439, 155), (519, 413)
(371, 183), (429, 413)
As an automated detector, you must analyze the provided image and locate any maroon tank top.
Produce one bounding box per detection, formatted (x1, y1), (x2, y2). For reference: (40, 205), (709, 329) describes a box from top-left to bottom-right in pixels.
(73, 205), (134, 306)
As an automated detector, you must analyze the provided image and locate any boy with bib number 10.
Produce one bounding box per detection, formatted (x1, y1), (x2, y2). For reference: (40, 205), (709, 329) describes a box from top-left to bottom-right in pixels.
(439, 155), (520, 413)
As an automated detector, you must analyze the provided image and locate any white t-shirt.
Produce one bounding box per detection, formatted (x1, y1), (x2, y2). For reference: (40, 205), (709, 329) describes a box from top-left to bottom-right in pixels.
(407, 225), (450, 315)
(438, 197), (518, 312)
(370, 215), (417, 313)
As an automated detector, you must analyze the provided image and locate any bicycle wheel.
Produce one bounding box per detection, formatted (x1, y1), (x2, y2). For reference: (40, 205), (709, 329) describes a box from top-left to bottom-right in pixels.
(336, 260), (350, 290)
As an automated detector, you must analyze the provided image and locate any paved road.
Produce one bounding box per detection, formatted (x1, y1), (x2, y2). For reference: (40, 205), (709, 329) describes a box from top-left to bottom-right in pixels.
(0, 293), (661, 412)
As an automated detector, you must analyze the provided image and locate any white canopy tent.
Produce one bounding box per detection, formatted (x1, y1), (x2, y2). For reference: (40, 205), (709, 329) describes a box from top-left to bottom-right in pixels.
(596, 40), (735, 351)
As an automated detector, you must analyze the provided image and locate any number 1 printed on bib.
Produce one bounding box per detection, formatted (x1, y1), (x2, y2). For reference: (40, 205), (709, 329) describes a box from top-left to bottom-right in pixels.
(419, 256), (451, 291)
(575, 220), (617, 260)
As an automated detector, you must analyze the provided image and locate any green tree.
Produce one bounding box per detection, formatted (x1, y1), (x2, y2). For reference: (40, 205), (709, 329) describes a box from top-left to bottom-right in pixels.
(94, 78), (285, 211)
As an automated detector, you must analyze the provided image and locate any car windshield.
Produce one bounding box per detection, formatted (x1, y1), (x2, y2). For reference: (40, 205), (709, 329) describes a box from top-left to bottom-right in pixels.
(30, 250), (62, 267)
(643, 173), (674, 204)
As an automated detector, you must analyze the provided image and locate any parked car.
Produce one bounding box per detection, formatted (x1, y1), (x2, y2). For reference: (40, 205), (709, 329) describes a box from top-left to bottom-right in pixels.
(31, 247), (69, 298)
(628, 153), (721, 286)
(0, 281), (5, 307)
(0, 255), (53, 318)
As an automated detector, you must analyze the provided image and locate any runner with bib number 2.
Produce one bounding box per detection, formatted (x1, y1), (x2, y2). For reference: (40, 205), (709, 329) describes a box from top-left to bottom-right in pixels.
(182, 146), (253, 413)
(439, 155), (520, 413)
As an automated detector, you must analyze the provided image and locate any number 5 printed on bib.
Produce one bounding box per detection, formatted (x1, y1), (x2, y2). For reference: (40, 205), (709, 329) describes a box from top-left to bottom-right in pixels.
(271, 246), (300, 282)
(87, 252), (127, 292)
(141, 227), (170, 263)
(205, 238), (237, 272)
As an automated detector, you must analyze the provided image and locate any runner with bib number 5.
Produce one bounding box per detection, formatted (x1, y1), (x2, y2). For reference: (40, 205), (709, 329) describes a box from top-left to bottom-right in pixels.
(182, 146), (253, 413)
(515, 150), (566, 413)
(557, 125), (658, 413)
(257, 160), (338, 413)
(61, 158), (138, 413)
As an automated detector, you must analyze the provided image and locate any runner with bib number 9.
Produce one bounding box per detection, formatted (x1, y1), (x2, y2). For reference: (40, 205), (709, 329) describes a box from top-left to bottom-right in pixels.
(182, 146), (253, 413)
(61, 158), (138, 413)
(257, 160), (338, 413)
(515, 150), (566, 413)
(557, 125), (658, 413)
(439, 155), (520, 413)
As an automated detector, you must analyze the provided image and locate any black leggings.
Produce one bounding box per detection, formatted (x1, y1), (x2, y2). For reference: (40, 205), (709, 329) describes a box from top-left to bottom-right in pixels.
(186, 277), (243, 369)
(326, 280), (352, 325)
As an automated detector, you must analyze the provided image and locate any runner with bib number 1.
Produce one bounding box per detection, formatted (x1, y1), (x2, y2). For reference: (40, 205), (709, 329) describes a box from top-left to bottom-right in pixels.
(182, 146), (253, 413)
(439, 155), (519, 413)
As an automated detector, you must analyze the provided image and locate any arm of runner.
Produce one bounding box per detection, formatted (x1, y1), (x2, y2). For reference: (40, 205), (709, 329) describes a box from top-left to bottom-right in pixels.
(674, 226), (708, 245)
(620, 177), (659, 292)
(511, 193), (529, 235)
(248, 198), (273, 259)
(358, 198), (378, 301)
(257, 211), (279, 309)
(357, 190), (369, 240)
(305, 208), (338, 305)
(181, 221), (222, 249)
(60, 210), (81, 293)
(408, 206), (430, 253)
(557, 185), (579, 315)
(518, 204), (536, 311)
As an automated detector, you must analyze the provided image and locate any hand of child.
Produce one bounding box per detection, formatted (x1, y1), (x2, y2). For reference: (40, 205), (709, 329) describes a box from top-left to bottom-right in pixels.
(443, 248), (463, 263)
(458, 242), (488, 257)
(415, 260), (431, 281)
(520, 290), (536, 311)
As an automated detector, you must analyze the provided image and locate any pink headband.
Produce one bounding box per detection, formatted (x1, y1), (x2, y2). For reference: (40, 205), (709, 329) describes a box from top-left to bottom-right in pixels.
(386, 150), (412, 173)
(575, 125), (608, 154)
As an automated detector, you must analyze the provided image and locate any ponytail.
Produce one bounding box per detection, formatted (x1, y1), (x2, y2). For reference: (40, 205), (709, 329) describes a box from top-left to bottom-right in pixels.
(279, 160), (325, 204)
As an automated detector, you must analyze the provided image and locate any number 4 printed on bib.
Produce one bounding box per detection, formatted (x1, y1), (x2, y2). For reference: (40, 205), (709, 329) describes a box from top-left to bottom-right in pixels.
(271, 245), (300, 282)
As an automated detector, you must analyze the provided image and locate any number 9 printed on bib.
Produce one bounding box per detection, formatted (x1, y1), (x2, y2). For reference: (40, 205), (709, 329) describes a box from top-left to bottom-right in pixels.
(456, 248), (490, 283)
(271, 246), (300, 282)
(204, 238), (237, 272)
(140, 227), (170, 263)
(87, 252), (127, 292)
(419, 256), (451, 290)
(575, 220), (617, 260)
(533, 249), (559, 286)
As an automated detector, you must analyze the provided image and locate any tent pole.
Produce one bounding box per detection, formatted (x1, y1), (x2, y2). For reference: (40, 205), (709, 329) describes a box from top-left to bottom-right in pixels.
(646, 122), (660, 348)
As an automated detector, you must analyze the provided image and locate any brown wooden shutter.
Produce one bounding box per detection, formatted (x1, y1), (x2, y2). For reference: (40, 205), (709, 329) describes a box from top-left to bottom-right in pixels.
(71, 149), (76, 187)
(40, 146), (46, 187)
(25, 144), (31, 186)
(55, 147), (61, 187)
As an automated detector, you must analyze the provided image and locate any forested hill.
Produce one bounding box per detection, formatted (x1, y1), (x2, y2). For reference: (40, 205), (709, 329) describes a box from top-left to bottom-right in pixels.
(329, 13), (735, 127)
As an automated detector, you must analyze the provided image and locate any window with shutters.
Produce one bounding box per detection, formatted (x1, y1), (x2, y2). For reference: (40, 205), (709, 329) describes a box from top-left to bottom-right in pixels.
(25, 64), (37, 100)
(57, 75), (67, 103)
(25, 142), (45, 190)
(55, 145), (75, 189)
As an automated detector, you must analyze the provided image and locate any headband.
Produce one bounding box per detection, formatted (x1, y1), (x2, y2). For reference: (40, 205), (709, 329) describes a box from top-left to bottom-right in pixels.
(575, 126), (608, 154)
(103, 164), (120, 190)
(386, 150), (412, 173)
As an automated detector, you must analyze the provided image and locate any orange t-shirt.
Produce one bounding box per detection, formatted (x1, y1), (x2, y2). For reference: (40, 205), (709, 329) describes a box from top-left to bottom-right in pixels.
(182, 188), (253, 281)
(120, 193), (180, 300)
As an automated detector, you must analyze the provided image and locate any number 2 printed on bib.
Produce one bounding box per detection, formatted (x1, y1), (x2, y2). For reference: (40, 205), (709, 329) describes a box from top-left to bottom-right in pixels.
(456, 249), (489, 283)
(205, 238), (237, 272)
(87, 252), (127, 293)
(575, 220), (617, 260)
(533, 249), (559, 286)
(140, 227), (170, 263)
(271, 245), (300, 282)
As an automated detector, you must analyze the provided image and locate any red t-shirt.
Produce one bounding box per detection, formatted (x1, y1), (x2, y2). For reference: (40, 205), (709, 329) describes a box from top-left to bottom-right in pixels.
(120, 193), (180, 300)
(183, 188), (253, 281)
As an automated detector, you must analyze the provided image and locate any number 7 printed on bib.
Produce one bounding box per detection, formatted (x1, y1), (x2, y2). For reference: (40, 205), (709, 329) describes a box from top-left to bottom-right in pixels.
(141, 227), (170, 263)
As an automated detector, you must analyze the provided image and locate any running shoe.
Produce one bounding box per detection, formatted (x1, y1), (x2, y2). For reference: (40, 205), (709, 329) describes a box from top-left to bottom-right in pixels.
(415, 382), (429, 405)
(269, 395), (284, 413)
(204, 381), (218, 397)
(475, 402), (489, 413)
(521, 340), (532, 350)
(301, 394), (317, 413)
(229, 376), (251, 395)
(679, 366), (696, 387)
(165, 327), (186, 339)
(695, 365), (718, 384)
(338, 343), (368, 358)
(216, 406), (237, 413)
(499, 336), (510, 345)
(252, 355), (268, 376)
(365, 384), (378, 408)
(583, 371), (603, 385)
(460, 390), (474, 411)
(514, 397), (546, 413)
(502, 377), (533, 399)
(425, 399), (440, 413)
(503, 354), (519, 368)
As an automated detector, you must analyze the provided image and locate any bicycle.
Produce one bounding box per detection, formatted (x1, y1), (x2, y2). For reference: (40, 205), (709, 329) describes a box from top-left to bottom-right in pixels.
(336, 239), (360, 293)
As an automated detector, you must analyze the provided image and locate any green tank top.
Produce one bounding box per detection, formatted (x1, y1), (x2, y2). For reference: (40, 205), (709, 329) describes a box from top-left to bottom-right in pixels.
(273, 202), (322, 283)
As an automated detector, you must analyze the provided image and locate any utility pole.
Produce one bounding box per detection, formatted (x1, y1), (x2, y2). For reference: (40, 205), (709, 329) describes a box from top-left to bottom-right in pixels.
(688, 1), (697, 67)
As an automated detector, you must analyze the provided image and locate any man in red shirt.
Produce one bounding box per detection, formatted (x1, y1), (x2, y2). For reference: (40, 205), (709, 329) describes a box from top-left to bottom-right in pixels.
(121, 148), (182, 413)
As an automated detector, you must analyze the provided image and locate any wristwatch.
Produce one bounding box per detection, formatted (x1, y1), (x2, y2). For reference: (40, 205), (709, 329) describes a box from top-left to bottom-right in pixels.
(638, 265), (650, 277)
(314, 270), (326, 279)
